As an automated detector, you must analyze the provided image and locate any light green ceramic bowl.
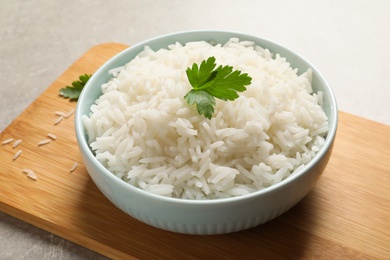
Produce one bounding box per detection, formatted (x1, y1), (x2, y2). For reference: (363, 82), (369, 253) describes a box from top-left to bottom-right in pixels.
(75, 30), (337, 235)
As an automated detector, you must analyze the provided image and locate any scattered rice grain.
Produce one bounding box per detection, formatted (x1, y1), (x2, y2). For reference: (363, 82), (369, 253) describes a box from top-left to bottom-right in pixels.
(22, 168), (35, 175)
(38, 139), (51, 146)
(54, 116), (64, 125)
(2, 138), (14, 145)
(65, 109), (75, 118)
(55, 111), (66, 116)
(27, 171), (38, 181)
(47, 133), (57, 140)
(70, 162), (78, 172)
(13, 150), (22, 160)
(12, 139), (22, 148)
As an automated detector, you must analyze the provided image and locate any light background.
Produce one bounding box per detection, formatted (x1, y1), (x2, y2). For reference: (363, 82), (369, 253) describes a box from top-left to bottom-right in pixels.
(1, 0), (389, 258)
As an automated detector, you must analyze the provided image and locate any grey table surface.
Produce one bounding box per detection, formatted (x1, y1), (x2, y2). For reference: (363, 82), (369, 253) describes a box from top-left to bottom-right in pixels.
(1, 0), (390, 259)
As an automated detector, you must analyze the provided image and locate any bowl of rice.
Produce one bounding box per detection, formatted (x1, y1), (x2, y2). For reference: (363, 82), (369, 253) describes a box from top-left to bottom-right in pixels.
(75, 30), (337, 235)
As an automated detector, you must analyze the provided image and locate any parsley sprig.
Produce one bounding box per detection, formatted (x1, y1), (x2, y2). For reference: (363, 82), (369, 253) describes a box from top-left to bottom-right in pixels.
(184, 57), (252, 119)
(59, 74), (91, 101)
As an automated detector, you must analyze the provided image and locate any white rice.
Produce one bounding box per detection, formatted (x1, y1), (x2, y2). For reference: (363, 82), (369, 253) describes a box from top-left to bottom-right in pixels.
(83, 38), (329, 199)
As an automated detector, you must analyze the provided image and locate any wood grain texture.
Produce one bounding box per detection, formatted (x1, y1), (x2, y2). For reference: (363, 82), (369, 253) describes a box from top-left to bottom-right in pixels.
(1, 43), (389, 259)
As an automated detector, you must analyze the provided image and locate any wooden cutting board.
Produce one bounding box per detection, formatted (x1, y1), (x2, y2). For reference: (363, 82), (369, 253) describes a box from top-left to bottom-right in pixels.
(1, 43), (389, 259)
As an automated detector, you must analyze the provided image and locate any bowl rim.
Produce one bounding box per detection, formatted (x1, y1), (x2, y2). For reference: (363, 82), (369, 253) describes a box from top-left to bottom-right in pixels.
(75, 29), (338, 205)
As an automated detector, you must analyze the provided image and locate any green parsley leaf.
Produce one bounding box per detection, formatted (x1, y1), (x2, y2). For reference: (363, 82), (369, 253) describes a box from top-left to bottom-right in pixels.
(184, 56), (252, 119)
(184, 89), (216, 120)
(59, 74), (91, 101)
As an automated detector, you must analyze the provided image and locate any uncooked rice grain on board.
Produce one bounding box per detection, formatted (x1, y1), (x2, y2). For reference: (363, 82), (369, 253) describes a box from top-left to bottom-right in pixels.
(22, 168), (35, 175)
(13, 150), (22, 160)
(38, 139), (51, 146)
(83, 38), (329, 200)
(47, 133), (57, 140)
(65, 109), (75, 118)
(54, 116), (64, 125)
(2, 138), (14, 145)
(27, 171), (38, 180)
(69, 162), (78, 172)
(12, 139), (22, 148)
